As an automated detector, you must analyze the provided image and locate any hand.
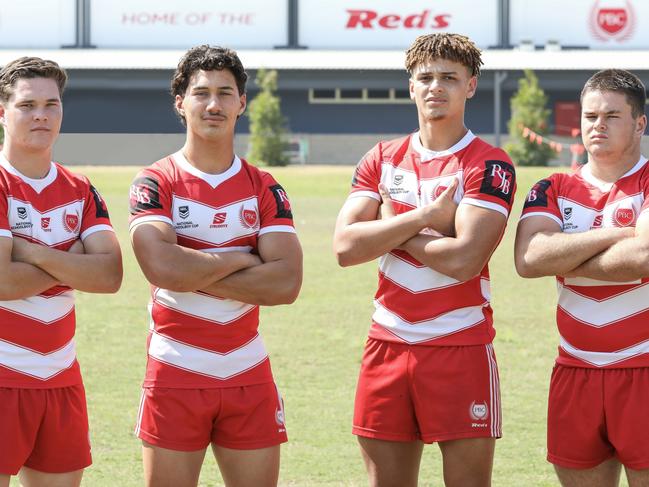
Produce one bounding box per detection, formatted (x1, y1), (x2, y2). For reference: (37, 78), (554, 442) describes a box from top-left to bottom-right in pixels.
(378, 183), (396, 220)
(246, 252), (263, 266)
(420, 178), (459, 236)
(68, 239), (85, 254)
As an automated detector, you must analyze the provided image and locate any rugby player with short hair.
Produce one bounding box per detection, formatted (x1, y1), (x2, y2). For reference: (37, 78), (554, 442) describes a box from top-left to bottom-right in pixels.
(129, 45), (302, 487)
(516, 69), (649, 487)
(333, 33), (516, 486)
(0, 57), (123, 487)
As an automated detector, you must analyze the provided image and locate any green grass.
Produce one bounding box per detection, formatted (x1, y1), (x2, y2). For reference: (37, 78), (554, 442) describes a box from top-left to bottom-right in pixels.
(9, 165), (629, 486)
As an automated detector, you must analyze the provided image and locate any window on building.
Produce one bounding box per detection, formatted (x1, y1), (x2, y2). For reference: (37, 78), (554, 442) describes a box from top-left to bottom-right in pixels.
(308, 88), (412, 104)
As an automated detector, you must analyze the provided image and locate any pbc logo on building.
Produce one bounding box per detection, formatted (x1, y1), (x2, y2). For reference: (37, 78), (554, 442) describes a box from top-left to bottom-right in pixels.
(589, 0), (635, 43)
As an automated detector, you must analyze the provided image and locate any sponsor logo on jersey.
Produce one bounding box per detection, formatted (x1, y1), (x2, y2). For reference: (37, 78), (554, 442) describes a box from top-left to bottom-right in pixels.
(41, 217), (51, 230)
(614, 206), (635, 227)
(210, 212), (228, 228)
(178, 206), (190, 219)
(394, 174), (404, 186)
(240, 207), (259, 229)
(524, 179), (551, 208)
(63, 210), (80, 233)
(17, 207), (28, 220)
(129, 176), (163, 214)
(480, 160), (514, 204)
(589, 0), (635, 43)
(563, 207), (572, 220)
(90, 185), (110, 219)
(591, 214), (603, 229)
(469, 401), (489, 421)
(269, 184), (293, 219)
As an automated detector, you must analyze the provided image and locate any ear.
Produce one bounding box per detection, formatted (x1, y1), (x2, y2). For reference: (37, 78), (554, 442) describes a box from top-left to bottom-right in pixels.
(174, 94), (185, 117)
(637, 114), (647, 136)
(409, 79), (415, 101)
(238, 93), (247, 116)
(466, 76), (478, 100)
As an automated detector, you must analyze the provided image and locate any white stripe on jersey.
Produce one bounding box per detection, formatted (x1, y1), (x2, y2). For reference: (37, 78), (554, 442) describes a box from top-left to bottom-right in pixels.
(461, 197), (509, 218)
(129, 215), (174, 232)
(519, 211), (563, 227)
(148, 331), (268, 380)
(564, 276), (641, 287)
(0, 337), (76, 380)
(0, 291), (74, 324)
(558, 281), (649, 327)
(348, 190), (380, 201)
(372, 300), (486, 344)
(258, 225), (296, 236)
(153, 288), (256, 325)
(80, 224), (114, 240)
(379, 252), (461, 293)
(560, 336), (649, 367)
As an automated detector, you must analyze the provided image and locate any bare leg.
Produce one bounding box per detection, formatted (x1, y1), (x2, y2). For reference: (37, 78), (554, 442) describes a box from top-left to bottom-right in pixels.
(357, 436), (424, 487)
(554, 458), (622, 487)
(212, 444), (280, 487)
(626, 466), (649, 487)
(18, 467), (83, 487)
(438, 437), (495, 487)
(0, 474), (9, 487)
(142, 440), (206, 487)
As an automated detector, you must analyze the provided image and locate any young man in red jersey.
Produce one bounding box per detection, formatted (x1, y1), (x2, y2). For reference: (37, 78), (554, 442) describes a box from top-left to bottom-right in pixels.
(0, 57), (123, 487)
(516, 69), (649, 487)
(333, 33), (516, 486)
(129, 45), (302, 487)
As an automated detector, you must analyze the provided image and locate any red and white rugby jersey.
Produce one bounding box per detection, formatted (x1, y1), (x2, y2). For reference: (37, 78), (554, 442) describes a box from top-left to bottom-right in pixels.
(129, 152), (295, 388)
(0, 155), (113, 388)
(521, 157), (649, 369)
(350, 131), (516, 346)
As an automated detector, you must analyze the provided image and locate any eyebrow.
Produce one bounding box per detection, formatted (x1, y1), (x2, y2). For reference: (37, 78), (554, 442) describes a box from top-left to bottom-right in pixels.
(15, 98), (60, 103)
(191, 85), (234, 91)
(416, 70), (458, 76)
(583, 109), (621, 115)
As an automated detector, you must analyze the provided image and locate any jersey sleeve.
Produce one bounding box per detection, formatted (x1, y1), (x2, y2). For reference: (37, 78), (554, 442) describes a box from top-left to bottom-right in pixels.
(640, 171), (649, 216)
(520, 175), (563, 227)
(461, 150), (516, 217)
(0, 181), (10, 239)
(349, 144), (382, 201)
(128, 167), (174, 231)
(257, 172), (296, 237)
(79, 177), (114, 241)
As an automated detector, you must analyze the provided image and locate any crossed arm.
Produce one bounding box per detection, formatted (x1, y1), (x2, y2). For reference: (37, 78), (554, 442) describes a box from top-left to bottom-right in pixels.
(0, 230), (123, 299)
(131, 221), (302, 306)
(514, 214), (647, 281)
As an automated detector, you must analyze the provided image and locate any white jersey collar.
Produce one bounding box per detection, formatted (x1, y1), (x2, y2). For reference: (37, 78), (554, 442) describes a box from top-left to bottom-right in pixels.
(0, 153), (57, 194)
(411, 130), (475, 162)
(172, 151), (242, 189)
(581, 155), (648, 192)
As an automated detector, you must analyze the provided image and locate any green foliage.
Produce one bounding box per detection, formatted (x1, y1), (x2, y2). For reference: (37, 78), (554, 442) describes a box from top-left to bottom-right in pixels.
(247, 69), (289, 167)
(505, 70), (555, 166)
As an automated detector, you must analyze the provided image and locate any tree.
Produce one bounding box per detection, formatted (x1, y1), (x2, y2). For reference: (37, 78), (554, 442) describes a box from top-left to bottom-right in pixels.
(246, 69), (289, 166)
(505, 70), (554, 166)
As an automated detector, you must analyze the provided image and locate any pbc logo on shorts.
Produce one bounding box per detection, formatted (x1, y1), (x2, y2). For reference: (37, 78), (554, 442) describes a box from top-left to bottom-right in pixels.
(524, 179), (552, 209)
(479, 160), (514, 204)
(469, 401), (489, 422)
(613, 206), (636, 227)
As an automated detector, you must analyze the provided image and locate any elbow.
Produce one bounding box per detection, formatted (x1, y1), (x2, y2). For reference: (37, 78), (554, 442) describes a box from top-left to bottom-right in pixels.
(443, 255), (485, 282)
(101, 270), (123, 293)
(514, 254), (543, 279)
(143, 266), (192, 292)
(335, 251), (356, 268)
(333, 236), (358, 267)
(260, 274), (302, 306)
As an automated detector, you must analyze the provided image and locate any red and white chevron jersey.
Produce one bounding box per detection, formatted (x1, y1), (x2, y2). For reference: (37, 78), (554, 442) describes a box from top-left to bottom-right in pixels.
(350, 131), (516, 346)
(0, 156), (113, 388)
(521, 157), (649, 369)
(129, 152), (295, 388)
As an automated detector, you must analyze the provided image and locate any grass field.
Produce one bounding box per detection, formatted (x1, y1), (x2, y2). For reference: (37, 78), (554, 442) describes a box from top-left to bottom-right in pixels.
(10, 164), (629, 486)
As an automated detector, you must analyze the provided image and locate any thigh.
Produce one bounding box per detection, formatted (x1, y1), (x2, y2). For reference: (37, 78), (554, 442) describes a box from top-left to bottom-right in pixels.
(605, 368), (649, 470)
(554, 458), (622, 487)
(626, 467), (649, 487)
(135, 387), (217, 451)
(357, 436), (423, 487)
(142, 441), (206, 487)
(18, 467), (84, 487)
(212, 382), (287, 450)
(212, 444), (280, 487)
(438, 437), (495, 487)
(0, 388), (44, 475)
(411, 344), (501, 443)
(25, 385), (92, 474)
(547, 366), (613, 469)
(353, 339), (418, 442)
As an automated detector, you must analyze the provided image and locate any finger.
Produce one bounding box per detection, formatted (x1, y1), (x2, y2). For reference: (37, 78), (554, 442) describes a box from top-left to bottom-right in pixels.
(378, 183), (391, 203)
(441, 178), (458, 199)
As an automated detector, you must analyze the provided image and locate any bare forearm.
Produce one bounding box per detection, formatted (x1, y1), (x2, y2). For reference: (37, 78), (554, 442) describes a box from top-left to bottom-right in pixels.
(517, 228), (633, 278)
(0, 262), (58, 300)
(202, 260), (302, 306)
(568, 236), (649, 281)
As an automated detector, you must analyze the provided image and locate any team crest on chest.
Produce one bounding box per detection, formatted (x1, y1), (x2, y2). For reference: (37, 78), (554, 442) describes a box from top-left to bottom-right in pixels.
(614, 206), (636, 227)
(62, 210), (80, 233)
(239, 206), (259, 229)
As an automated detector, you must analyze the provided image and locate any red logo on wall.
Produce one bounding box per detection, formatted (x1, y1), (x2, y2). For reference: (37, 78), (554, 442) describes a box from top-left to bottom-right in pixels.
(345, 9), (450, 30)
(613, 207), (635, 227)
(589, 1), (635, 42)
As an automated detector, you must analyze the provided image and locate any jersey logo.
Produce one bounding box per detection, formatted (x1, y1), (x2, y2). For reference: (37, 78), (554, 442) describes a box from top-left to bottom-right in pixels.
(63, 210), (80, 233)
(469, 401), (489, 421)
(591, 214), (603, 229)
(269, 184), (293, 219)
(210, 212), (228, 229)
(178, 206), (190, 219)
(523, 179), (551, 208)
(41, 217), (51, 230)
(240, 207), (259, 229)
(563, 207), (572, 220)
(614, 206), (636, 227)
(129, 176), (163, 214)
(17, 207), (28, 220)
(90, 185), (110, 219)
(479, 160), (514, 204)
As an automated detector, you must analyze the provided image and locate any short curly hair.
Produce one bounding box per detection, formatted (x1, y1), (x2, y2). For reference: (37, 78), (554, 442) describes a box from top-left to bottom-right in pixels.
(0, 56), (67, 102)
(405, 33), (483, 78)
(171, 45), (247, 125)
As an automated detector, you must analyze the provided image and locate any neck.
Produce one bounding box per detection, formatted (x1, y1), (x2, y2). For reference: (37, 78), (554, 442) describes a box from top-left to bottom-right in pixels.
(588, 150), (641, 183)
(182, 132), (235, 174)
(2, 142), (52, 179)
(418, 118), (468, 152)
